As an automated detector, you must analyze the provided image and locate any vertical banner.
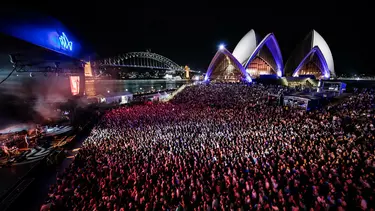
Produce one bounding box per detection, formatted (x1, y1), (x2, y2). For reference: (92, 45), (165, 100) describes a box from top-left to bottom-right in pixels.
(69, 76), (80, 95)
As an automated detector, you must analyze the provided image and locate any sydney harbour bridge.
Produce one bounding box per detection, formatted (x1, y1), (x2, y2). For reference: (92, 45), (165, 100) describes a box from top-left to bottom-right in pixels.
(4, 50), (200, 80)
(87, 51), (200, 79)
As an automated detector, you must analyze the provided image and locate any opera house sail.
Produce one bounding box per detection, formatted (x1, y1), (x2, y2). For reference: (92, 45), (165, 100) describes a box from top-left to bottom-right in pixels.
(232, 29), (259, 66)
(285, 30), (335, 79)
(232, 30), (283, 78)
(206, 29), (334, 82)
(205, 47), (250, 82)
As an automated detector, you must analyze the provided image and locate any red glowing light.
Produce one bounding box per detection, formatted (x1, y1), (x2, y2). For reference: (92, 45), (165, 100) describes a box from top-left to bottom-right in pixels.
(69, 76), (80, 95)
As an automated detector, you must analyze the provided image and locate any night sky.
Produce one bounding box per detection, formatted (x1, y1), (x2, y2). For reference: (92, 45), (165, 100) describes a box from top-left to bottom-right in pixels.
(3, 4), (375, 74)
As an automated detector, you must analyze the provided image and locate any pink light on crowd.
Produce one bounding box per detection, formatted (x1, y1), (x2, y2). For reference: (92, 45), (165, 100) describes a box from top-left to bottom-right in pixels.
(69, 76), (80, 95)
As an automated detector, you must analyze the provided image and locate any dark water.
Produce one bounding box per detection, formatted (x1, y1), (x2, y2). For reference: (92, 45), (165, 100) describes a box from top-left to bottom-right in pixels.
(332, 79), (375, 91)
(85, 79), (190, 96)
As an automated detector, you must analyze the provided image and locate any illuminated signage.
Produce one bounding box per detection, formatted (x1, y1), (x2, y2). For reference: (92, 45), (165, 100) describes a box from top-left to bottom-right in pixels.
(69, 76), (80, 95)
(59, 32), (73, 51)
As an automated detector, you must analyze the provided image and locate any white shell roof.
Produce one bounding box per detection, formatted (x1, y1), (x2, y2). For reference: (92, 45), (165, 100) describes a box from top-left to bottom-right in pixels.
(232, 29), (258, 65)
(312, 30), (335, 77)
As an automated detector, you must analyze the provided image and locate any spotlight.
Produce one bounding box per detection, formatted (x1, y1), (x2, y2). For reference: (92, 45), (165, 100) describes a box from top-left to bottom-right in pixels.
(219, 44), (225, 50)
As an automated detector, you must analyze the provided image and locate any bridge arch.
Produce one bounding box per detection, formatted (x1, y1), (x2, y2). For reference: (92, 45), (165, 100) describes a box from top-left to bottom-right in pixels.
(97, 52), (183, 71)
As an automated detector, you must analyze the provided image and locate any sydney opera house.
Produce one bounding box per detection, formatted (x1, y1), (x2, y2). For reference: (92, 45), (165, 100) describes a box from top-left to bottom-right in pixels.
(205, 29), (335, 82)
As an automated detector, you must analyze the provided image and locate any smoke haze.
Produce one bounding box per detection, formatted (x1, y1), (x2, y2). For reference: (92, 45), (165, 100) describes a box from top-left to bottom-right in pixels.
(0, 72), (71, 130)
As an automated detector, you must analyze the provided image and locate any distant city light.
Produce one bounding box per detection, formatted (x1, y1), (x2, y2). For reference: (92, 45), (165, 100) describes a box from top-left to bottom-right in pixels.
(107, 90), (110, 93)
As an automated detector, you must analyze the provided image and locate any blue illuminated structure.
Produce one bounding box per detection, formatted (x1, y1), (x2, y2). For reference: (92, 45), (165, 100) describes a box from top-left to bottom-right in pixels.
(285, 30), (335, 79)
(292, 46), (330, 79)
(205, 46), (251, 83)
(243, 33), (284, 78)
(0, 11), (82, 58)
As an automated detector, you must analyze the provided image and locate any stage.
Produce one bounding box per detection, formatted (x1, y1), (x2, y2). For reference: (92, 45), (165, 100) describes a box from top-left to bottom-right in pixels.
(0, 124), (72, 136)
(0, 125), (74, 210)
(0, 124), (36, 134)
(1, 124), (73, 166)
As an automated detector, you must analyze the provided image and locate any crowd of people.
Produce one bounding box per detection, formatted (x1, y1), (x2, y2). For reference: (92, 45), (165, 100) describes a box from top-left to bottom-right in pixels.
(42, 83), (375, 210)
